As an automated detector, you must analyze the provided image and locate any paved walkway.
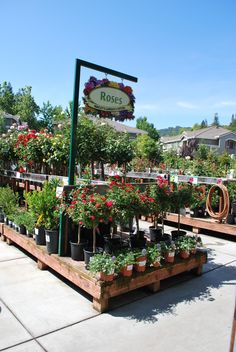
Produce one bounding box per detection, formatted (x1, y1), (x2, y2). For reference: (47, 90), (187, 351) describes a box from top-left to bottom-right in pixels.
(0, 224), (236, 352)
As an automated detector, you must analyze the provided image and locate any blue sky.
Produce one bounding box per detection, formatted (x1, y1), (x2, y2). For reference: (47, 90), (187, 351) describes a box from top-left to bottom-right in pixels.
(1, 0), (236, 129)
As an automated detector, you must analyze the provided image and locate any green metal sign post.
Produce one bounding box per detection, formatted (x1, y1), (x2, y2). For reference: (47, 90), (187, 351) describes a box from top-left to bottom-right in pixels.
(58, 58), (138, 256)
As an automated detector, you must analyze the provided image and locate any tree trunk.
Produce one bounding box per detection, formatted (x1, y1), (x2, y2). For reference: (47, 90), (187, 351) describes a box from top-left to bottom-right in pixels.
(77, 224), (81, 244)
(93, 226), (96, 253)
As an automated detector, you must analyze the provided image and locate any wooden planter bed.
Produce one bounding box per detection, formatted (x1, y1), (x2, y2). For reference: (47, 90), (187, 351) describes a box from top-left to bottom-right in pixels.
(0, 223), (207, 313)
(165, 212), (236, 237)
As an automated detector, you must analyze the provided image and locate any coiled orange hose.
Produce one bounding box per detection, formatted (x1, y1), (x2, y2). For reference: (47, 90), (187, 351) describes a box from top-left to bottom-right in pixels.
(206, 184), (230, 220)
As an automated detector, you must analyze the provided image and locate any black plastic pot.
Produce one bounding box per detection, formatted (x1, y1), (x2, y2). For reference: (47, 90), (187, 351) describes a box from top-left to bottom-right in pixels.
(0, 213), (4, 223)
(26, 230), (33, 238)
(70, 241), (87, 261)
(45, 229), (59, 255)
(83, 247), (103, 269)
(130, 232), (147, 249)
(149, 226), (162, 242)
(19, 225), (26, 235)
(4, 217), (9, 225)
(226, 214), (235, 225)
(35, 227), (46, 245)
(171, 230), (187, 240)
(103, 235), (122, 254)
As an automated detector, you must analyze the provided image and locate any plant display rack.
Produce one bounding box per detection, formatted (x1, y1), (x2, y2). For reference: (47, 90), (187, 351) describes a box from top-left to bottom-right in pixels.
(0, 223), (207, 313)
(165, 212), (236, 236)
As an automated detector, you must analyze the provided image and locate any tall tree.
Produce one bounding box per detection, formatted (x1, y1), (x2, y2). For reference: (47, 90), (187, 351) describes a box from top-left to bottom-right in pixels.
(39, 101), (67, 131)
(211, 113), (220, 127)
(14, 86), (40, 128)
(0, 82), (15, 114)
(200, 119), (208, 128)
(136, 116), (159, 141)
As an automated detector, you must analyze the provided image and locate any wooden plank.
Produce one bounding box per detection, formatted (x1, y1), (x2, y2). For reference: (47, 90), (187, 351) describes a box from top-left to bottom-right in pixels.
(3, 225), (207, 312)
(165, 212), (236, 237)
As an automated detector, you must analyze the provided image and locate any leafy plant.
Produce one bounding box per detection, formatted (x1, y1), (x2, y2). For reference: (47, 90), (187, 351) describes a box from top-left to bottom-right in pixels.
(160, 241), (176, 254)
(0, 186), (18, 217)
(146, 244), (162, 265)
(115, 250), (135, 270)
(88, 253), (117, 275)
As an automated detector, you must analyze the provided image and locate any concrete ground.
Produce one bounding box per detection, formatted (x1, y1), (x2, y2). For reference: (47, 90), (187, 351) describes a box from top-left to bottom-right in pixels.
(0, 223), (235, 352)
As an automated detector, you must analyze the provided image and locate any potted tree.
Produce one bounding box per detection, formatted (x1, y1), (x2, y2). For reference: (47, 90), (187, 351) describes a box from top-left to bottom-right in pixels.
(190, 186), (206, 218)
(149, 177), (171, 241)
(0, 186), (19, 225)
(170, 184), (192, 239)
(74, 191), (114, 267)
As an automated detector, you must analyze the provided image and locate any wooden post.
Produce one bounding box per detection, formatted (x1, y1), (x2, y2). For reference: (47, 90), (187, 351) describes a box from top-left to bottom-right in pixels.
(37, 260), (48, 270)
(147, 280), (161, 293)
(191, 265), (203, 276)
(93, 297), (109, 313)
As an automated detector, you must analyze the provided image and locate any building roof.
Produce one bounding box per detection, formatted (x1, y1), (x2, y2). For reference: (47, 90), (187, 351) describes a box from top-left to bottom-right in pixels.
(89, 117), (148, 135)
(1, 112), (22, 124)
(161, 126), (236, 143)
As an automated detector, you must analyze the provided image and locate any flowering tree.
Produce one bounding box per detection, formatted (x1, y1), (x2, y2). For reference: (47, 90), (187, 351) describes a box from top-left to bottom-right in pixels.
(67, 186), (113, 253)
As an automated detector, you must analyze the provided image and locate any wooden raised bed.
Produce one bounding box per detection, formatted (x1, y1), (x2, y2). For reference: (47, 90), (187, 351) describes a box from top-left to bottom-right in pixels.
(1, 224), (207, 312)
(165, 212), (236, 237)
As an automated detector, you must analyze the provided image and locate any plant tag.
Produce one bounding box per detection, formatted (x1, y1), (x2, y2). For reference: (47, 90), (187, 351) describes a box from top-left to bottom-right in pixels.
(138, 260), (146, 267)
(169, 252), (175, 257)
(56, 186), (64, 199)
(46, 235), (50, 242)
(127, 265), (133, 271)
(35, 228), (39, 235)
(16, 172), (21, 178)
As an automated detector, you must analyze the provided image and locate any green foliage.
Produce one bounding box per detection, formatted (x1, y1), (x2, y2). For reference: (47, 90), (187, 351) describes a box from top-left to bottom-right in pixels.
(0, 82), (15, 115)
(39, 101), (67, 131)
(0, 186), (19, 216)
(133, 134), (163, 166)
(25, 180), (60, 230)
(88, 253), (117, 275)
(14, 86), (40, 129)
(136, 116), (159, 140)
(115, 250), (135, 269)
(146, 244), (162, 264)
(160, 241), (176, 253)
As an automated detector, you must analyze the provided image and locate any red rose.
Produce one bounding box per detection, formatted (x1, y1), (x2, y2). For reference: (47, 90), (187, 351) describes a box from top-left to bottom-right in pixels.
(90, 215), (95, 220)
(105, 200), (113, 207)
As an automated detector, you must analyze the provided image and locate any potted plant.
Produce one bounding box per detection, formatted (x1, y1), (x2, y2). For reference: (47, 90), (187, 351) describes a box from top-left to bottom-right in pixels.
(133, 248), (147, 272)
(23, 211), (36, 237)
(0, 186), (19, 225)
(170, 184), (192, 239)
(107, 182), (149, 248)
(161, 241), (176, 263)
(88, 253), (117, 281)
(149, 177), (171, 240)
(175, 236), (191, 259)
(14, 211), (29, 235)
(116, 250), (135, 277)
(67, 186), (90, 261)
(70, 190), (113, 267)
(26, 180), (60, 252)
(190, 186), (206, 218)
(146, 243), (162, 268)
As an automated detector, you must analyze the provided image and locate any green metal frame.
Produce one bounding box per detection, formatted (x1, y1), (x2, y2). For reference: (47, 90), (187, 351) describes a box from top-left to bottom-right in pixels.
(58, 59), (138, 256)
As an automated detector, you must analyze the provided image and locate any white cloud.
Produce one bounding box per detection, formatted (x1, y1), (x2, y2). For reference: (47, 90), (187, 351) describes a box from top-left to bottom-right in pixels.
(135, 103), (160, 111)
(177, 101), (198, 109)
(215, 101), (236, 107)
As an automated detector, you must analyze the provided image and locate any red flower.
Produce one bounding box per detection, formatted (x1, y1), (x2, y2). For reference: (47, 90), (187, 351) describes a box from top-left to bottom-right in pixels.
(90, 215), (95, 221)
(105, 200), (113, 207)
(79, 221), (83, 225)
(70, 205), (74, 209)
(109, 217), (113, 222)
(95, 203), (101, 208)
(71, 201), (76, 205)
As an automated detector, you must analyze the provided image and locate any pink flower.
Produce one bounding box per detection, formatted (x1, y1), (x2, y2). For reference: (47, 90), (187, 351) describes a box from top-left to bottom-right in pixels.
(105, 200), (113, 207)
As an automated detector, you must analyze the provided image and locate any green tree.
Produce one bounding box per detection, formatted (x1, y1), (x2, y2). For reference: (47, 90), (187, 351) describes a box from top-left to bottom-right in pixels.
(200, 119), (208, 128)
(0, 82), (15, 114)
(211, 113), (220, 127)
(133, 134), (162, 169)
(136, 116), (159, 140)
(39, 101), (67, 131)
(14, 86), (40, 129)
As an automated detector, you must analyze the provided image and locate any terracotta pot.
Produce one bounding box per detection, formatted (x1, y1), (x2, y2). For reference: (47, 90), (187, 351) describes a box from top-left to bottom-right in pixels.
(164, 251), (175, 263)
(152, 261), (161, 268)
(120, 264), (133, 277)
(98, 271), (114, 282)
(134, 256), (147, 272)
(191, 248), (197, 255)
(179, 250), (190, 259)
